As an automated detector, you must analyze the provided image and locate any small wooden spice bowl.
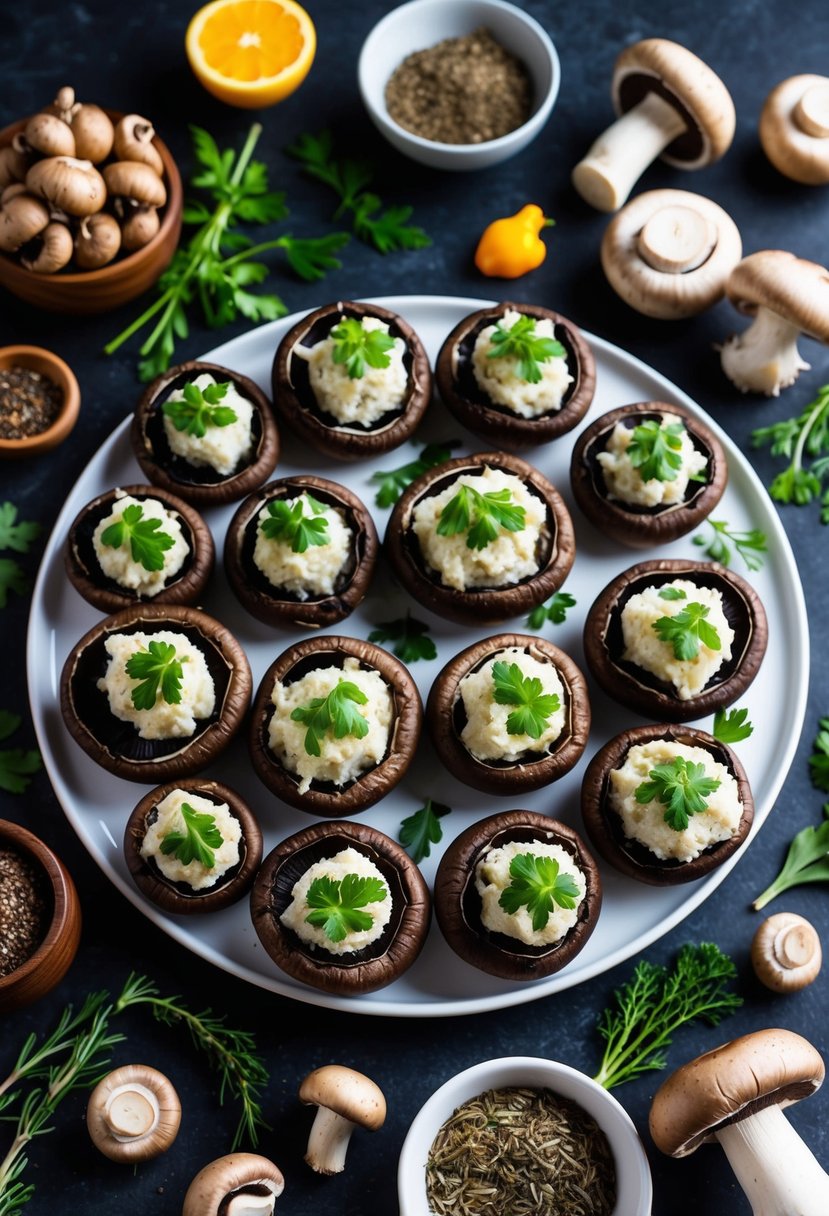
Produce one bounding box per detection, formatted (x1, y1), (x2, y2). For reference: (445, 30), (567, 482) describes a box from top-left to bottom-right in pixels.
(0, 819), (82, 1014)
(0, 345), (81, 459)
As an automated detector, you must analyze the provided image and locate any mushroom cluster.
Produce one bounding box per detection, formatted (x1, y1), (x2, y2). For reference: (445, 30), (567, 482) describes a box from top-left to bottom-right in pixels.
(0, 86), (166, 274)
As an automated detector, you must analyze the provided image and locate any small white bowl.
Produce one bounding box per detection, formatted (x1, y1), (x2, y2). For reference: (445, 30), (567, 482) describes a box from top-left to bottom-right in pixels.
(358, 0), (560, 171)
(398, 1056), (653, 1215)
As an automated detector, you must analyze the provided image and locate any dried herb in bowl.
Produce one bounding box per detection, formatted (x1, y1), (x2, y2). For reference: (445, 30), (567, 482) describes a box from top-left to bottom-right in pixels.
(0, 367), (62, 440)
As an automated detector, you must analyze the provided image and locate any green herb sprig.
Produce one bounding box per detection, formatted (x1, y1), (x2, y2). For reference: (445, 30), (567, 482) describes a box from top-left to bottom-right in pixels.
(627, 419), (685, 483)
(125, 641), (186, 710)
(693, 519), (767, 571)
(526, 592), (576, 630)
(162, 378), (237, 437)
(753, 808), (829, 909)
(635, 757), (721, 832)
(100, 503), (175, 573)
(713, 707), (754, 744)
(809, 717), (829, 792)
(160, 802), (223, 869)
(492, 661), (560, 739)
(487, 314), (565, 384)
(290, 679), (369, 756)
(658, 586), (687, 601)
(368, 615), (436, 663)
(305, 873), (388, 942)
(498, 853), (581, 930)
(652, 601), (721, 661)
(0, 504), (40, 610)
(437, 483), (526, 550)
(330, 317), (395, 379)
(752, 384), (829, 523)
(399, 798), (451, 863)
(260, 494), (329, 553)
(370, 440), (460, 507)
(0, 711), (41, 796)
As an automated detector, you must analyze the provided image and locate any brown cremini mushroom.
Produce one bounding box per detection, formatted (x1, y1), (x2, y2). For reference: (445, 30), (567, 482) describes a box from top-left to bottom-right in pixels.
(760, 75), (829, 185)
(182, 1153), (285, 1216)
(751, 912), (822, 993)
(20, 219), (73, 274)
(113, 114), (164, 175)
(74, 212), (122, 270)
(23, 112), (75, 158)
(299, 1065), (386, 1174)
(650, 1029), (829, 1215)
(720, 251), (829, 395)
(26, 156), (106, 217)
(104, 160), (167, 210)
(0, 144), (30, 191)
(601, 189), (742, 318)
(69, 103), (114, 164)
(572, 39), (735, 212)
(86, 1063), (181, 1162)
(120, 205), (160, 251)
(0, 191), (50, 254)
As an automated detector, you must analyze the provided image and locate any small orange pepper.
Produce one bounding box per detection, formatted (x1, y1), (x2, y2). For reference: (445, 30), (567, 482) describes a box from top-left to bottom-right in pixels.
(474, 204), (555, 279)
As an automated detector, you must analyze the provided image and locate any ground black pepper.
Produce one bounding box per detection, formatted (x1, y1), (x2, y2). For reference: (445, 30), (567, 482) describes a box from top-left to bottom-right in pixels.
(0, 847), (51, 976)
(385, 27), (532, 145)
(0, 367), (63, 440)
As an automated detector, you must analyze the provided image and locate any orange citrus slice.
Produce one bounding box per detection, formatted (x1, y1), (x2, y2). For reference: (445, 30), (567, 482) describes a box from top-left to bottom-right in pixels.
(186, 0), (316, 109)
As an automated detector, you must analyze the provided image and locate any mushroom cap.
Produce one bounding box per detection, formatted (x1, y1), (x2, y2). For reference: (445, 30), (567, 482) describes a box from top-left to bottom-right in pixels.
(612, 38), (735, 169)
(182, 1152), (284, 1216)
(25, 156), (106, 217)
(760, 75), (829, 185)
(601, 189), (742, 319)
(86, 1063), (181, 1163)
(299, 1065), (386, 1129)
(649, 1029), (825, 1157)
(70, 104), (115, 164)
(104, 160), (167, 208)
(751, 912), (822, 993)
(726, 250), (829, 342)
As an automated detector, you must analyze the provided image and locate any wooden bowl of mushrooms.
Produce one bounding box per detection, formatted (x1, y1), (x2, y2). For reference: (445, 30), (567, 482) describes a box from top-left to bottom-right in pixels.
(0, 86), (182, 314)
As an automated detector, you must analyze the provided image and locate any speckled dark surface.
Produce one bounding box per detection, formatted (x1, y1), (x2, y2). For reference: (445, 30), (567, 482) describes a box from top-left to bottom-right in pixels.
(2, 2), (828, 1213)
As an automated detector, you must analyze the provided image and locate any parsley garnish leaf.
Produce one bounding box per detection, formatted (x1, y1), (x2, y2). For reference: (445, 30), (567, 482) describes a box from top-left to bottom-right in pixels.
(627, 419), (685, 483)
(162, 378), (237, 437)
(160, 802), (223, 869)
(125, 641), (186, 710)
(0, 709), (42, 795)
(100, 503), (175, 573)
(368, 615), (437, 663)
(753, 807), (829, 909)
(498, 853), (581, 931)
(260, 495), (329, 553)
(526, 592), (576, 630)
(330, 317), (395, 379)
(399, 798), (451, 863)
(635, 757), (721, 832)
(809, 718), (829, 793)
(0, 559), (29, 609)
(752, 384), (829, 524)
(693, 519), (768, 572)
(492, 661), (560, 739)
(0, 503), (41, 553)
(658, 587), (687, 601)
(652, 601), (721, 660)
(290, 679), (369, 757)
(713, 707), (754, 744)
(487, 314), (565, 384)
(370, 440), (461, 508)
(305, 873), (388, 942)
(436, 483), (526, 550)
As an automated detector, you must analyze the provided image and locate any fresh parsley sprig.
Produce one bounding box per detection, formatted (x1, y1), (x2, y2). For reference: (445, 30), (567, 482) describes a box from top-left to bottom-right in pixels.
(487, 314), (565, 384)
(808, 717), (829, 792)
(125, 641), (186, 710)
(330, 317), (395, 379)
(752, 384), (829, 524)
(160, 802), (223, 869)
(399, 798), (451, 863)
(713, 707), (754, 744)
(162, 378), (237, 437)
(370, 440), (461, 507)
(499, 853), (581, 930)
(0, 710), (41, 796)
(0, 502), (40, 610)
(100, 503), (175, 573)
(753, 807), (829, 909)
(437, 483), (526, 550)
(492, 661), (560, 739)
(635, 757), (721, 832)
(286, 130), (431, 254)
(305, 873), (388, 942)
(368, 615), (437, 663)
(693, 519), (767, 571)
(526, 592), (576, 629)
(627, 419), (685, 483)
(260, 494), (329, 553)
(290, 679), (369, 757)
(652, 601), (721, 660)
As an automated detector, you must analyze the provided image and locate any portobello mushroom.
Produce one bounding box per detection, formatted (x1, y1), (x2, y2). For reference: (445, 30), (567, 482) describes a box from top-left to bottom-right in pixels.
(124, 778), (263, 914)
(433, 810), (601, 981)
(580, 723), (754, 884)
(248, 636), (422, 816)
(384, 451), (576, 626)
(250, 819), (431, 996)
(64, 483), (214, 614)
(223, 475), (378, 629)
(131, 360), (279, 507)
(582, 558), (767, 721)
(435, 301), (596, 451)
(270, 299), (432, 460)
(59, 603), (251, 783)
(570, 401), (728, 547)
(426, 633), (591, 794)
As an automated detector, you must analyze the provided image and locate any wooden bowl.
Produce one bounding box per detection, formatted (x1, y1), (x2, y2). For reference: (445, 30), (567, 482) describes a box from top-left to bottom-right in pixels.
(0, 345), (81, 458)
(0, 112), (183, 314)
(0, 819), (82, 1013)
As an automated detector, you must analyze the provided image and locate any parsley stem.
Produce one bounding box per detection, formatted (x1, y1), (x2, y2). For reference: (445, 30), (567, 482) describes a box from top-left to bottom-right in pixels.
(791, 393), (825, 473)
(103, 290), (171, 354)
(219, 237), (292, 270)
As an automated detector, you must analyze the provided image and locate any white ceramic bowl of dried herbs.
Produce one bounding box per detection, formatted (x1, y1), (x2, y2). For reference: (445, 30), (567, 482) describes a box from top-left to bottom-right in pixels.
(398, 1055), (653, 1215)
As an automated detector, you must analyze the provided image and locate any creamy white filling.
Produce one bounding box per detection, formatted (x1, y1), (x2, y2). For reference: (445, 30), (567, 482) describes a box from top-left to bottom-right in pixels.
(597, 416), (708, 507)
(252, 494), (352, 599)
(162, 374), (255, 476)
(92, 491), (189, 596)
(459, 647), (566, 762)
(621, 579), (735, 700)
(140, 788), (241, 890)
(97, 629), (216, 740)
(475, 839), (586, 946)
(279, 847), (392, 955)
(607, 739), (742, 862)
(472, 309), (573, 418)
(300, 316), (408, 426)
(411, 465), (547, 591)
(268, 657), (392, 794)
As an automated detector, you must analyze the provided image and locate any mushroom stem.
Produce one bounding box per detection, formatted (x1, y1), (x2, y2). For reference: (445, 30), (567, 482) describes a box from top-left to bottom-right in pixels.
(572, 92), (687, 212)
(636, 204), (718, 274)
(715, 1104), (829, 1216)
(226, 1190), (279, 1216)
(104, 1083), (159, 1141)
(304, 1106), (356, 1175)
(720, 307), (809, 396)
(795, 83), (829, 138)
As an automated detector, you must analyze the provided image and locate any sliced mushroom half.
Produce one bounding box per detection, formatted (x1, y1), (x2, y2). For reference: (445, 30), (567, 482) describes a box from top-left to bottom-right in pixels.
(182, 1153), (285, 1216)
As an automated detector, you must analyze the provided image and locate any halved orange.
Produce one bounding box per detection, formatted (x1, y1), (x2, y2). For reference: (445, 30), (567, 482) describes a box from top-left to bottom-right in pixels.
(185, 0), (316, 109)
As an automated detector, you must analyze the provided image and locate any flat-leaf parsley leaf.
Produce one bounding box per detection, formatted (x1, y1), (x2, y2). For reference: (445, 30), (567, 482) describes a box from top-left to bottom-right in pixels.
(100, 503), (175, 572)
(652, 601), (721, 661)
(627, 419), (685, 483)
(753, 808), (829, 909)
(487, 314), (565, 384)
(370, 440), (461, 508)
(330, 317), (395, 379)
(437, 484), (525, 550)
(399, 798), (451, 863)
(492, 661), (560, 739)
(162, 379), (237, 437)
(305, 873), (388, 942)
(498, 853), (581, 931)
(693, 519), (767, 572)
(160, 802), (223, 869)
(635, 756), (721, 832)
(125, 641), (187, 710)
(752, 384), (829, 524)
(713, 707), (754, 744)
(809, 717), (829, 793)
(368, 615), (437, 663)
(290, 679), (369, 757)
(260, 495), (329, 553)
(526, 592), (576, 629)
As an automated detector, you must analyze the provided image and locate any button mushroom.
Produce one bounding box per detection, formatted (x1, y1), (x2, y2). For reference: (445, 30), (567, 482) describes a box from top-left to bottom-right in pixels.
(720, 251), (829, 396)
(299, 1065), (386, 1174)
(26, 156), (106, 217)
(601, 189), (742, 318)
(751, 912), (822, 993)
(69, 103), (114, 164)
(572, 39), (735, 212)
(0, 191), (49, 254)
(86, 1063), (181, 1162)
(104, 160), (167, 211)
(121, 204), (160, 251)
(182, 1153), (285, 1216)
(113, 114), (164, 176)
(760, 75), (829, 185)
(21, 219), (74, 274)
(0, 144), (30, 191)
(74, 212), (122, 270)
(650, 1028), (829, 1216)
(23, 111), (76, 158)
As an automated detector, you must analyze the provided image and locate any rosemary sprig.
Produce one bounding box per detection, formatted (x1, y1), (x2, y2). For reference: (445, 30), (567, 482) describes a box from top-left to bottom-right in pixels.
(0, 992), (109, 1110)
